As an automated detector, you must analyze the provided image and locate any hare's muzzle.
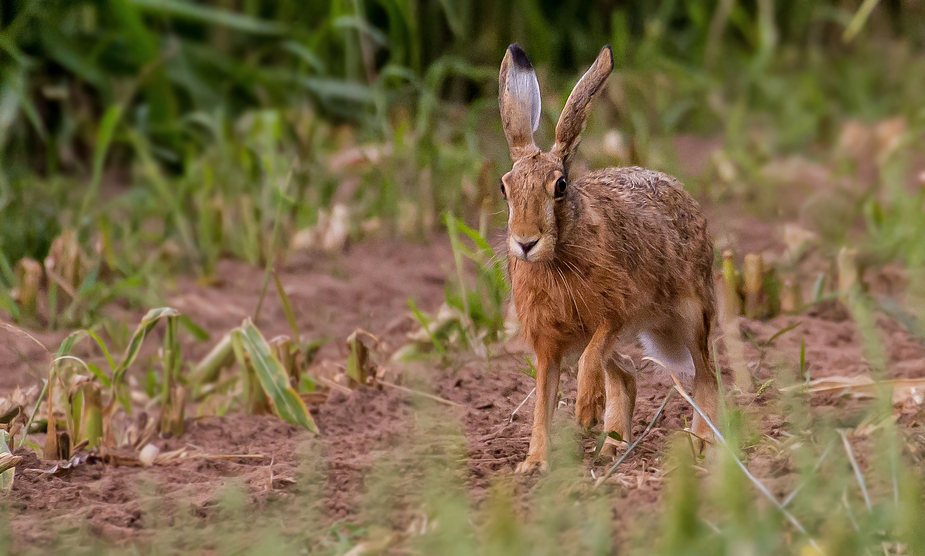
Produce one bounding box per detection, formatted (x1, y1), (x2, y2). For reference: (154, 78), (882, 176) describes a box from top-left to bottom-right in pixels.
(509, 234), (543, 261)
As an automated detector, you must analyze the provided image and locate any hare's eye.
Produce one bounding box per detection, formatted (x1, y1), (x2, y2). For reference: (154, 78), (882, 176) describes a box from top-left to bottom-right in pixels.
(554, 177), (567, 199)
(499, 178), (507, 200)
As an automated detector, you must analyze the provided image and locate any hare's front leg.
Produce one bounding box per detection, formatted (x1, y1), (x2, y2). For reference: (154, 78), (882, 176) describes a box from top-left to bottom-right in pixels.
(575, 347), (605, 429)
(515, 344), (562, 474)
(576, 324), (617, 428)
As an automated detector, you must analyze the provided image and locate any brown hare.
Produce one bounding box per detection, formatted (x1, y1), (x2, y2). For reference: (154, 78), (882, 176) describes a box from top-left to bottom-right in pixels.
(498, 43), (718, 473)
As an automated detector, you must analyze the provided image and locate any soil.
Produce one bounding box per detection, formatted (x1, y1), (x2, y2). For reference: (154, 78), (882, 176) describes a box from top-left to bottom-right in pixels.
(3, 209), (925, 552)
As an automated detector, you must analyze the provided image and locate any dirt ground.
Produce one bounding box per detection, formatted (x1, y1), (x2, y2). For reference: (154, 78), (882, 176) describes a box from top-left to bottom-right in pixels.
(3, 208), (925, 552)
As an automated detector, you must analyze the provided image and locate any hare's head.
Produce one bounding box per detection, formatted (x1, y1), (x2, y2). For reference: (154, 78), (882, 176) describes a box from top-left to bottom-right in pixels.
(499, 44), (613, 262)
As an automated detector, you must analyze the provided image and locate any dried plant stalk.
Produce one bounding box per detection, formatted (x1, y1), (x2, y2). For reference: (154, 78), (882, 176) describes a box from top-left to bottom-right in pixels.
(192, 334), (234, 386)
(837, 246), (860, 297)
(14, 258), (42, 317)
(46, 229), (84, 290)
(743, 253), (764, 319)
(160, 386), (186, 437)
(44, 369), (60, 460)
(720, 250), (741, 321)
(780, 275), (802, 313)
(159, 315), (185, 436)
(270, 336), (298, 387)
(345, 330), (379, 388)
(81, 382), (102, 449)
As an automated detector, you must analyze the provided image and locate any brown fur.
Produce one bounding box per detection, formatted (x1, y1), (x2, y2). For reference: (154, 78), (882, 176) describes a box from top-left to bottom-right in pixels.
(498, 44), (719, 473)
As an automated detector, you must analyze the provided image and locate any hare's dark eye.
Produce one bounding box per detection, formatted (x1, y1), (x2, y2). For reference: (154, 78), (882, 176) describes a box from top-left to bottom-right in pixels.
(499, 178), (507, 200)
(554, 177), (567, 199)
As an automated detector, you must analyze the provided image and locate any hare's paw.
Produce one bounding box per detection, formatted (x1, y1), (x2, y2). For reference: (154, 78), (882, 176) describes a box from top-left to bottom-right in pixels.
(575, 395), (603, 429)
(599, 435), (629, 460)
(515, 456), (549, 475)
(688, 418), (714, 455)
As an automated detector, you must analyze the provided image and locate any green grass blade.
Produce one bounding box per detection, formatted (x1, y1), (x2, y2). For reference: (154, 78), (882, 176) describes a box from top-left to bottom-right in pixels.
(273, 271), (301, 341)
(0, 249), (15, 287)
(111, 307), (179, 409)
(843, 0), (882, 43)
(763, 321), (801, 346)
(80, 105), (123, 219)
(520, 356), (537, 379)
(236, 319), (318, 433)
(86, 362), (112, 389)
(129, 0), (286, 35)
(0, 287), (20, 322)
(179, 315), (210, 342)
(86, 330), (116, 373)
(56, 330), (86, 358)
(408, 298), (443, 354)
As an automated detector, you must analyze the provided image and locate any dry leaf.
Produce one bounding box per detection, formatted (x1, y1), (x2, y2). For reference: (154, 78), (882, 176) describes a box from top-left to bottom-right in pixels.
(787, 375), (925, 406)
(291, 203), (351, 253)
(782, 223), (818, 263)
(299, 392), (329, 405)
(327, 143), (393, 173)
(322, 204), (350, 252)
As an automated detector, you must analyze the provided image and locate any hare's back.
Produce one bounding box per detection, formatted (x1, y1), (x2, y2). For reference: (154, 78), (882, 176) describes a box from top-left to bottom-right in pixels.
(579, 166), (710, 247)
(575, 166), (714, 294)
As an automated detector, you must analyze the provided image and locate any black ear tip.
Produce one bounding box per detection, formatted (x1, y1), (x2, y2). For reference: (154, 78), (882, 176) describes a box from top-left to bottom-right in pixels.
(508, 43), (533, 70)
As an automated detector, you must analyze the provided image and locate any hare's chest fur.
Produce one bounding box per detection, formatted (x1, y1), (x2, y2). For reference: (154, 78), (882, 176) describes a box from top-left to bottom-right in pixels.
(509, 257), (612, 350)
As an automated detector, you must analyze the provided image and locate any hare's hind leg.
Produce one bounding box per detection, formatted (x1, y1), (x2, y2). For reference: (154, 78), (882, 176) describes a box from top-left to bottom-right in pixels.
(600, 356), (636, 458)
(639, 306), (715, 453)
(687, 309), (718, 453)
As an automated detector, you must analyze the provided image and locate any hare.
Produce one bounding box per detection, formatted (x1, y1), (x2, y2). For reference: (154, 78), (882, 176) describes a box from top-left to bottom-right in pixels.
(498, 44), (718, 473)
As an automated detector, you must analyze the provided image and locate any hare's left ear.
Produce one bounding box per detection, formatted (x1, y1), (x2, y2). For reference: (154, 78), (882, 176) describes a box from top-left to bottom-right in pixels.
(499, 44), (542, 161)
(552, 45), (614, 168)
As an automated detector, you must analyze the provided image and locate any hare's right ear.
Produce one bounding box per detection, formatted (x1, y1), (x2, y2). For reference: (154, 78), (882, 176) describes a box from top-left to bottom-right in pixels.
(499, 44), (541, 161)
(552, 45), (613, 168)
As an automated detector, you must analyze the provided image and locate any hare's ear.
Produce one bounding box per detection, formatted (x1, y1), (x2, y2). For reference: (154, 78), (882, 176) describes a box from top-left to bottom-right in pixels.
(552, 45), (613, 168)
(499, 43), (541, 161)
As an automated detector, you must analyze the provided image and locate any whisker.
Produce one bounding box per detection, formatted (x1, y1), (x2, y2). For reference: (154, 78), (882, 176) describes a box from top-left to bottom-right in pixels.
(559, 259), (591, 312)
(561, 259), (592, 295)
(554, 264), (581, 319)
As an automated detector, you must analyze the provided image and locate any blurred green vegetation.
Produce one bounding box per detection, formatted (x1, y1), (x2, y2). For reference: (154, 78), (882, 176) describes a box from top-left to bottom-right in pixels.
(3, 0), (924, 175)
(1, 0), (924, 275)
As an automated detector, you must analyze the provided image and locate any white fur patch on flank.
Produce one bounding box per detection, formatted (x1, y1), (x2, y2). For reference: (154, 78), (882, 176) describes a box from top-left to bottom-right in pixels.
(638, 330), (695, 377)
(506, 67), (542, 133)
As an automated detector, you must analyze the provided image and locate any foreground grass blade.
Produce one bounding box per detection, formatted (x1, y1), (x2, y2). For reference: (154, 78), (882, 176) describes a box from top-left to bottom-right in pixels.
(667, 373), (821, 552)
(235, 319), (318, 433)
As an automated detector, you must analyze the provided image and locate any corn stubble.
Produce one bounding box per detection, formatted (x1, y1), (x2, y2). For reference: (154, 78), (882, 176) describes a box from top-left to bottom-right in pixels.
(7, 300), (329, 493)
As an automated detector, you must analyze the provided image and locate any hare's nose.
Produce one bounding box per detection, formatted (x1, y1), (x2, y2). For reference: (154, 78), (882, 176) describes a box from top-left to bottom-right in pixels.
(516, 237), (539, 254)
